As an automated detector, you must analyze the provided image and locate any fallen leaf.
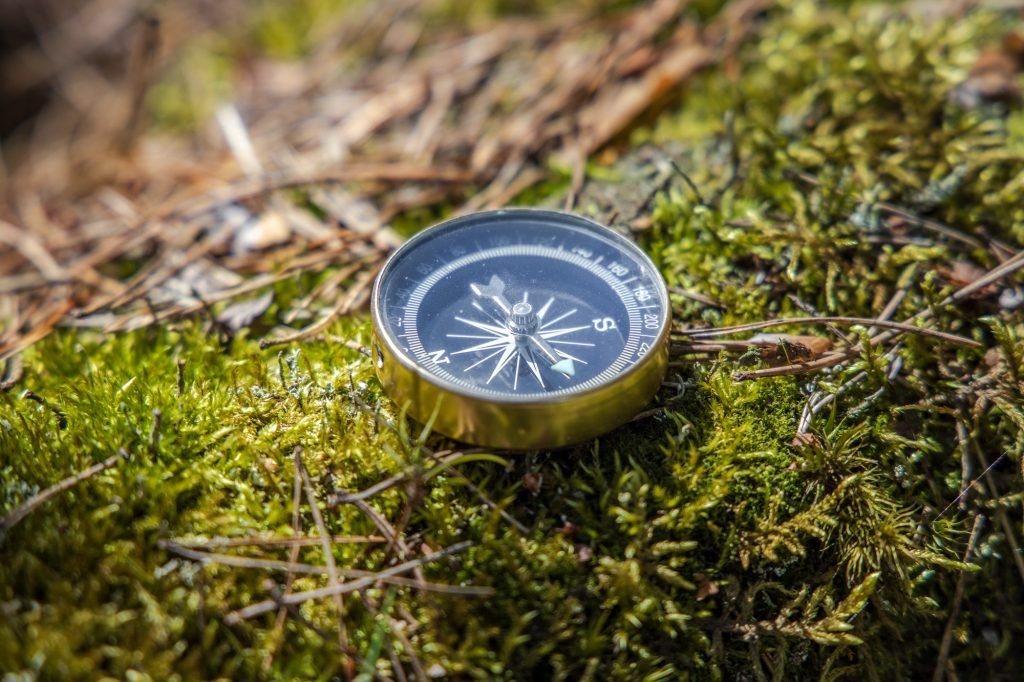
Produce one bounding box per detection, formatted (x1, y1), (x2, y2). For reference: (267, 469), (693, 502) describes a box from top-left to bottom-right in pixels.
(950, 32), (1024, 107)
(695, 573), (719, 601)
(232, 209), (292, 254)
(217, 290), (274, 331)
(522, 471), (542, 495)
(999, 287), (1024, 310)
(791, 432), (822, 450)
(749, 333), (833, 360)
(938, 259), (989, 288)
(155, 259), (244, 306)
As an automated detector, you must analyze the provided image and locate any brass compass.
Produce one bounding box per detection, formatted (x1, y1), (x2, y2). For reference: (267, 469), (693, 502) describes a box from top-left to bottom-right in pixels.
(370, 209), (670, 449)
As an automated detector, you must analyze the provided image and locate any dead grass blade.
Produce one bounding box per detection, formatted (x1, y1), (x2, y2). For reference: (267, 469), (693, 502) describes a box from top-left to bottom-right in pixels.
(0, 448), (128, 538)
(225, 541), (474, 623)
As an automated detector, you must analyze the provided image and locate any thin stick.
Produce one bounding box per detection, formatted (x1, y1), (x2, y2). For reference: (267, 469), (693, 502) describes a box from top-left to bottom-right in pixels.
(668, 159), (707, 206)
(330, 452), (463, 505)
(955, 414), (972, 512)
(670, 286), (726, 309)
(932, 514), (985, 682)
(731, 351), (854, 381)
(331, 471), (409, 505)
(226, 542), (473, 622)
(173, 534), (385, 550)
(264, 448), (305, 671)
(677, 316), (979, 347)
(23, 390), (68, 429)
(295, 447), (350, 656)
(787, 293), (856, 346)
(563, 139), (586, 212)
(176, 358), (186, 396)
(870, 250), (1024, 350)
(932, 454), (1006, 522)
(345, 498), (423, 584)
(160, 542), (491, 595)
(0, 219), (67, 281)
(260, 266), (379, 349)
(795, 286), (912, 430)
(0, 448), (128, 534)
(98, 246), (357, 332)
(389, 617), (429, 682)
(451, 472), (529, 536)
(0, 299), (75, 362)
(971, 443), (1024, 586)
(867, 286), (907, 337)
(0, 353), (24, 392)
(788, 171), (985, 251)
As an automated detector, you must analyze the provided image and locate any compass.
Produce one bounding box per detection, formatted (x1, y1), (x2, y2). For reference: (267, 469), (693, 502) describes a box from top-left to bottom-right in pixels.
(370, 209), (670, 449)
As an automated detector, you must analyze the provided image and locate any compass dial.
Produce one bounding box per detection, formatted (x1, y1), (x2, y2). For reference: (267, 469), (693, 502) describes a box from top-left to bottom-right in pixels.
(371, 209), (670, 448)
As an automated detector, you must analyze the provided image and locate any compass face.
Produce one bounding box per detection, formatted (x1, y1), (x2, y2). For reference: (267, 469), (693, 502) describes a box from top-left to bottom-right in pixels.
(372, 210), (669, 403)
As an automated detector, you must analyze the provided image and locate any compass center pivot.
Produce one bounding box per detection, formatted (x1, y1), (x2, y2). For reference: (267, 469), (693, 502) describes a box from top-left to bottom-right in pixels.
(508, 301), (538, 335)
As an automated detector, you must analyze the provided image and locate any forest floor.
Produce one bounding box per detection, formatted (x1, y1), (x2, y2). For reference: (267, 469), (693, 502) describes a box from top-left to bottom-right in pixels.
(2, 0), (1024, 680)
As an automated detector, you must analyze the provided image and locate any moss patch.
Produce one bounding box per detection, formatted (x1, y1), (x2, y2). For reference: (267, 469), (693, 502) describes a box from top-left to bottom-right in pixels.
(4, 1), (1024, 680)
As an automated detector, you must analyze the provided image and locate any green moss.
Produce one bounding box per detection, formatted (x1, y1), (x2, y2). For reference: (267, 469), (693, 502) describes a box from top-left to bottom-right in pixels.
(5, 0), (1024, 680)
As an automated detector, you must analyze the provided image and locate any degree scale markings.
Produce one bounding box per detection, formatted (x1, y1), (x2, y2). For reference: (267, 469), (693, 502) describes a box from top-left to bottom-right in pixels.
(405, 245), (648, 393)
(392, 241), (665, 398)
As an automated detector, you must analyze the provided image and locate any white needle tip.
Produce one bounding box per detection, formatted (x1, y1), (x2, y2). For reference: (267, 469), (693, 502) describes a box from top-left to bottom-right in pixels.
(470, 274), (505, 298)
(550, 358), (575, 377)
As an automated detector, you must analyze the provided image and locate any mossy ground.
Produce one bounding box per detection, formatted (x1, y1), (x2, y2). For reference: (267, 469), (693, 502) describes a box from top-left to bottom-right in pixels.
(3, 1), (1024, 680)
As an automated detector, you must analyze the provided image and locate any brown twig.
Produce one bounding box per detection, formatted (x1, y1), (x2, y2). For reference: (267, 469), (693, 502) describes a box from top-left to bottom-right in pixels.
(933, 514), (985, 682)
(172, 534), (385, 550)
(0, 354), (24, 392)
(788, 170), (986, 251)
(933, 454), (1006, 522)
(0, 448), (128, 535)
(389, 617), (429, 682)
(263, 447), (306, 671)
(677, 316), (980, 348)
(294, 447), (351, 659)
(260, 264), (380, 350)
(160, 541), (491, 595)
(22, 390), (68, 429)
(225, 541), (473, 622)
(670, 285), (727, 309)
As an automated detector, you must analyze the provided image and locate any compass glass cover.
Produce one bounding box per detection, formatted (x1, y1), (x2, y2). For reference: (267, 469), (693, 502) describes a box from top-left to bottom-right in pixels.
(374, 210), (668, 400)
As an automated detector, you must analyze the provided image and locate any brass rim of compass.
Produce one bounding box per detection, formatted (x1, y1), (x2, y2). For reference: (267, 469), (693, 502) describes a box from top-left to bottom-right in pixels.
(369, 208), (671, 450)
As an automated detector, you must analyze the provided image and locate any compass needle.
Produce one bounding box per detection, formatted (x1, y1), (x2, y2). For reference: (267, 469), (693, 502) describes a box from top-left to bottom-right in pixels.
(452, 336), (513, 355)
(463, 347), (507, 373)
(539, 324), (591, 339)
(455, 315), (508, 336)
(372, 209), (669, 448)
(523, 347), (545, 388)
(536, 297), (555, 320)
(550, 358), (576, 377)
(548, 340), (595, 347)
(487, 344), (518, 384)
(470, 302), (508, 327)
(471, 275), (512, 314)
(470, 274), (506, 298)
(554, 349), (587, 364)
(539, 308), (576, 330)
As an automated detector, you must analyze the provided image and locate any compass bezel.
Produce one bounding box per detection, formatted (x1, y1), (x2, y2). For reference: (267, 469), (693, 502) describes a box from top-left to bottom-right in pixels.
(369, 208), (670, 448)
